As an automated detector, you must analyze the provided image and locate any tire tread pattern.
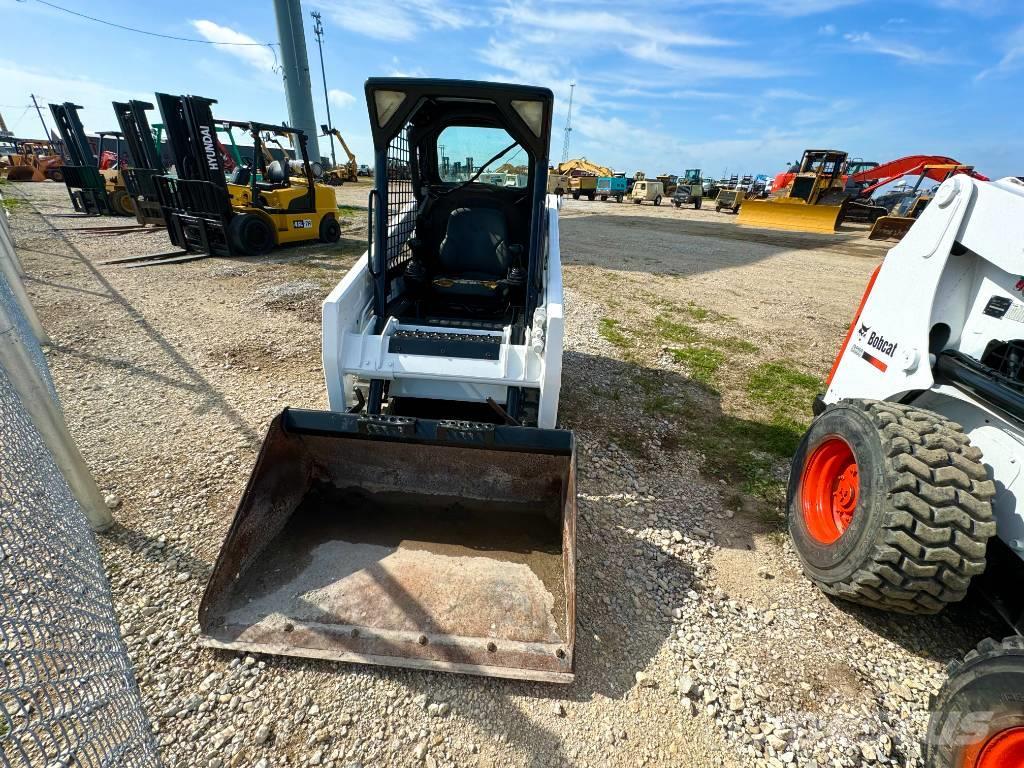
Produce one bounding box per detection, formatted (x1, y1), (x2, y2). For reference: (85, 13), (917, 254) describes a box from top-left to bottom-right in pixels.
(811, 400), (996, 615)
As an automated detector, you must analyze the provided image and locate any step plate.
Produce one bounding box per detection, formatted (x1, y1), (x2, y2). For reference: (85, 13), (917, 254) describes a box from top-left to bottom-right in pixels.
(388, 330), (502, 360)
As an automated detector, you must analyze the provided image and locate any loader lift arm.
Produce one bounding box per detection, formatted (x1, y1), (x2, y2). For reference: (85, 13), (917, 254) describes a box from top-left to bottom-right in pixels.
(321, 123), (358, 182)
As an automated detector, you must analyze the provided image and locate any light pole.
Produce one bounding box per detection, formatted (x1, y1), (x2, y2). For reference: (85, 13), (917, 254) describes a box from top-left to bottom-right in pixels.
(310, 11), (336, 169)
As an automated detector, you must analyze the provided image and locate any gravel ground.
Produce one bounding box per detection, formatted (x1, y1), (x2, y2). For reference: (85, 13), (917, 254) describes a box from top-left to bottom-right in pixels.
(5, 181), (1003, 768)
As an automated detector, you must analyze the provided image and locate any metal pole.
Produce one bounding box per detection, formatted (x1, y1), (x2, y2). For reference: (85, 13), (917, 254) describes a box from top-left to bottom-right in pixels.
(30, 94), (51, 142)
(273, 0), (321, 163)
(0, 213), (46, 342)
(311, 11), (336, 169)
(0, 294), (112, 532)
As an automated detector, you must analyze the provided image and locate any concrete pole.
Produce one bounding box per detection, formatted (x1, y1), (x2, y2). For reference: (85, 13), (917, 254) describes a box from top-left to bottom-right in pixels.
(273, 0), (321, 161)
(0, 296), (113, 532)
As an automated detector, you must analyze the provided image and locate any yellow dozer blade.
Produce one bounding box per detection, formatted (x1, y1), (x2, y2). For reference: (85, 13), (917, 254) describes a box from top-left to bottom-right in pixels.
(868, 215), (915, 241)
(199, 409), (577, 683)
(738, 197), (844, 234)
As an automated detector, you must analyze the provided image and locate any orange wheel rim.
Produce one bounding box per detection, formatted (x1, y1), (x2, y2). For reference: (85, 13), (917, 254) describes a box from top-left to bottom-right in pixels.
(964, 726), (1024, 768)
(801, 437), (859, 544)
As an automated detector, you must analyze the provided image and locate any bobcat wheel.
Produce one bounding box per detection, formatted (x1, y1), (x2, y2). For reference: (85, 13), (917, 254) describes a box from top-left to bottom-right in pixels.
(694, 197), (702, 210)
(654, 195), (662, 206)
(924, 637), (1024, 767)
(46, 168), (64, 183)
(109, 189), (134, 217)
(319, 214), (340, 244)
(787, 400), (996, 614)
(715, 204), (723, 212)
(227, 213), (275, 256)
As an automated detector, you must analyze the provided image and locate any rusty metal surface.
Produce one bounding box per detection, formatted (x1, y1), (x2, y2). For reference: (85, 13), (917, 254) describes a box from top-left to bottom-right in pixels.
(200, 414), (576, 681)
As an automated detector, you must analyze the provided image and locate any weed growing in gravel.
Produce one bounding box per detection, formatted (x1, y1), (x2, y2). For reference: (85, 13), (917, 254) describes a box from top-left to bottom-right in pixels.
(708, 336), (759, 354)
(653, 315), (698, 344)
(747, 361), (821, 423)
(1, 194), (21, 213)
(669, 346), (724, 388)
(598, 317), (632, 349)
(335, 204), (361, 217)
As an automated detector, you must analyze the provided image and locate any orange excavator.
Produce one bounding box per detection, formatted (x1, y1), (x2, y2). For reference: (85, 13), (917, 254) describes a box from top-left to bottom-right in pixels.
(847, 155), (989, 240)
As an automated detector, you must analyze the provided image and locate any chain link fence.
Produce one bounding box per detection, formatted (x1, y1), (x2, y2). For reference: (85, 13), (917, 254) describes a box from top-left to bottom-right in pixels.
(1, 198), (162, 766)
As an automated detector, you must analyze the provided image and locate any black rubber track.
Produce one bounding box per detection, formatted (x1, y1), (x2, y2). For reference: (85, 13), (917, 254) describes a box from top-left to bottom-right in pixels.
(924, 635), (1024, 767)
(790, 400), (997, 614)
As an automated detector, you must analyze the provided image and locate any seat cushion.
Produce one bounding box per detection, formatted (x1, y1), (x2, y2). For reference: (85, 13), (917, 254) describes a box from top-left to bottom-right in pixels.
(437, 207), (509, 279)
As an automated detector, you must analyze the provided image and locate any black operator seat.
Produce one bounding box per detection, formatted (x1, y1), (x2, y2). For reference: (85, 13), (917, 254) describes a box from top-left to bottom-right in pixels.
(431, 207), (517, 299)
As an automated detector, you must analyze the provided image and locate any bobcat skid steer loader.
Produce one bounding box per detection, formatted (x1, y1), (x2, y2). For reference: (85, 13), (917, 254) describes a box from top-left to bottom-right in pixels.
(200, 79), (577, 683)
(786, 174), (1024, 766)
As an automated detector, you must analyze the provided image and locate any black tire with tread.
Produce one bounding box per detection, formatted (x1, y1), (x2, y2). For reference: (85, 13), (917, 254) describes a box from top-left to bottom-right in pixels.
(319, 214), (340, 244)
(923, 635), (1024, 767)
(788, 400), (997, 615)
(109, 189), (134, 217)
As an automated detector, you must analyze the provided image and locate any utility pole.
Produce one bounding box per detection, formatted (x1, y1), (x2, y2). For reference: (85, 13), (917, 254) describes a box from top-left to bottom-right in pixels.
(310, 11), (336, 169)
(560, 82), (575, 165)
(30, 94), (51, 141)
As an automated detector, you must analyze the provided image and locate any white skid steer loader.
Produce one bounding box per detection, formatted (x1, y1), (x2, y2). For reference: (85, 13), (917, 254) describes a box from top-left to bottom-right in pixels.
(787, 174), (1024, 766)
(199, 79), (578, 683)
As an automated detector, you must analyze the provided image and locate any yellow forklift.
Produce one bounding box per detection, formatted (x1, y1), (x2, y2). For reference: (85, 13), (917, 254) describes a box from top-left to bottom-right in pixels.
(113, 93), (340, 266)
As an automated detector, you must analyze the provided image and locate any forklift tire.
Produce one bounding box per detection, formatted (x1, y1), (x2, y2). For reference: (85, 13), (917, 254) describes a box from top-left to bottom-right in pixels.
(923, 636), (1024, 768)
(732, 205), (740, 214)
(588, 192), (596, 201)
(788, 400), (997, 615)
(46, 168), (64, 183)
(572, 191), (580, 200)
(616, 195), (623, 203)
(715, 204), (723, 212)
(109, 190), (134, 217)
(674, 201), (682, 208)
(319, 214), (341, 244)
(228, 213), (275, 256)
(654, 195), (662, 206)
(694, 197), (702, 210)
(633, 198), (641, 204)
(601, 195), (608, 201)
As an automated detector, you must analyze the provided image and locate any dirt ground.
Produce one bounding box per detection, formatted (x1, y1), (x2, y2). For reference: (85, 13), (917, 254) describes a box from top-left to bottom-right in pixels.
(4, 180), (1002, 768)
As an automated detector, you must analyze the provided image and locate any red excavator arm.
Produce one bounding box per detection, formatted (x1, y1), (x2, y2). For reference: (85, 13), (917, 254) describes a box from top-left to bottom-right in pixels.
(851, 155), (989, 197)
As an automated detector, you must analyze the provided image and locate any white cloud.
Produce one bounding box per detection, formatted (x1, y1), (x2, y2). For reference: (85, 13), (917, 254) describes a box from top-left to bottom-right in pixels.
(0, 59), (146, 137)
(189, 20), (278, 73)
(498, 5), (733, 48)
(313, 0), (472, 41)
(975, 24), (1024, 80)
(842, 31), (932, 62)
(763, 88), (818, 101)
(328, 89), (356, 107)
(818, 23), (837, 35)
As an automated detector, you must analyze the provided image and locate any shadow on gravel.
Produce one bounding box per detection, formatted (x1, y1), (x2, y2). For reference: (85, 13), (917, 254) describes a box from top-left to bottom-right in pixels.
(11, 196), (263, 449)
(559, 213), (883, 276)
(828, 587), (1006, 665)
(560, 349), (792, 540)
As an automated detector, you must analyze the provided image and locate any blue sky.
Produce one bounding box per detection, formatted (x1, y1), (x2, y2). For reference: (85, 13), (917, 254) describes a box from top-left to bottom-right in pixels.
(2, 0), (1022, 178)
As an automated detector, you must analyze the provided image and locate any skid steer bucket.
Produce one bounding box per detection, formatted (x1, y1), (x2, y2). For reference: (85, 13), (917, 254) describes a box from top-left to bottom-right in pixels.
(868, 214), (914, 241)
(738, 197), (843, 234)
(199, 409), (577, 683)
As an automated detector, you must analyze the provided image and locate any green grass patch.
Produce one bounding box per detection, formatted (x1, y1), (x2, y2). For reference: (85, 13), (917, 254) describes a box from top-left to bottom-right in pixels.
(598, 317), (632, 349)
(707, 336), (759, 354)
(643, 392), (687, 416)
(1, 195), (21, 213)
(653, 315), (698, 344)
(335, 204), (362, 217)
(747, 361), (821, 422)
(669, 346), (724, 388)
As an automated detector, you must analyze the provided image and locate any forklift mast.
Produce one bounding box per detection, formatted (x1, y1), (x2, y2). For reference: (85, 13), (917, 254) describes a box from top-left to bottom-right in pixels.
(113, 101), (164, 173)
(154, 93), (227, 189)
(48, 103), (97, 167)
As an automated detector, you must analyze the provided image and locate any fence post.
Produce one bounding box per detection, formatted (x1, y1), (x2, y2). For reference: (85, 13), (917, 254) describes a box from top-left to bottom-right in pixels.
(0, 297), (113, 531)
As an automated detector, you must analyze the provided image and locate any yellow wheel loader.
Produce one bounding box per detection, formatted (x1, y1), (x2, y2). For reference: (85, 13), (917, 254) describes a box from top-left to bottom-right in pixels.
(738, 149), (883, 234)
(199, 77), (577, 683)
(131, 93), (340, 264)
(2, 140), (64, 183)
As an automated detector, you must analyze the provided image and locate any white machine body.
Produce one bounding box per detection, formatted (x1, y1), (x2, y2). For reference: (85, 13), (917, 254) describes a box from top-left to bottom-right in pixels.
(825, 175), (1024, 556)
(322, 194), (564, 428)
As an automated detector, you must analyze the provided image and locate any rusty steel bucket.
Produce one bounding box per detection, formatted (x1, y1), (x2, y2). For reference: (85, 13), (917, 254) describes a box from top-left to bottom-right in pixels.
(199, 409), (577, 683)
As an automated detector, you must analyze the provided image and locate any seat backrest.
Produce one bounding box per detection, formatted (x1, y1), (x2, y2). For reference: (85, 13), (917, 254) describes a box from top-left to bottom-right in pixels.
(265, 160), (286, 184)
(437, 207), (509, 278)
(229, 166), (251, 186)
